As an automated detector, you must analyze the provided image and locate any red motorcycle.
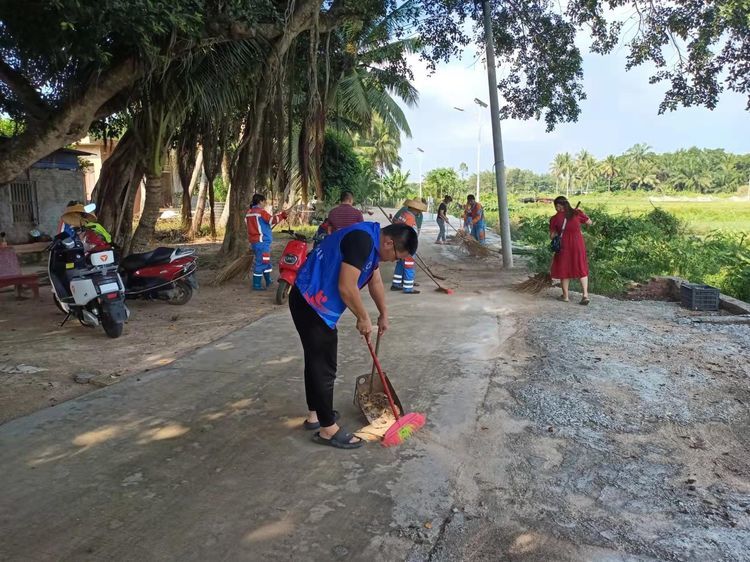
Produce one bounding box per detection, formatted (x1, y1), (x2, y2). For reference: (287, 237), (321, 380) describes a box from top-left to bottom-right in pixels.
(119, 247), (198, 305)
(275, 230), (311, 305)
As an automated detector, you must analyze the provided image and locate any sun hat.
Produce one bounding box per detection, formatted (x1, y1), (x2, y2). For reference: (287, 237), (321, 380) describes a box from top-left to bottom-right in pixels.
(403, 199), (428, 212)
(61, 204), (97, 227)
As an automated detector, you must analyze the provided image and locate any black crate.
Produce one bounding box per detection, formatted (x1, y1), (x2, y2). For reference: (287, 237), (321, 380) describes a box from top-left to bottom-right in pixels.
(680, 283), (720, 311)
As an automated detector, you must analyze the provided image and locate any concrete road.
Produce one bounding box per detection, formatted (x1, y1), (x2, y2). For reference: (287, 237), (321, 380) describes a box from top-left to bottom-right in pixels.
(2, 217), (748, 562)
(0, 221), (512, 561)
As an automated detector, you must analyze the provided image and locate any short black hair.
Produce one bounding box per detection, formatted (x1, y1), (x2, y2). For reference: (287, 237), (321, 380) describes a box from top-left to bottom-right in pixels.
(251, 193), (266, 206)
(444, 195), (453, 202)
(340, 190), (354, 203)
(382, 223), (418, 256)
(467, 194), (475, 202)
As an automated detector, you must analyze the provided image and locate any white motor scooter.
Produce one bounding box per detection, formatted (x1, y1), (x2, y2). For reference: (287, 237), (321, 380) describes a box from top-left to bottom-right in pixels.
(48, 204), (129, 338)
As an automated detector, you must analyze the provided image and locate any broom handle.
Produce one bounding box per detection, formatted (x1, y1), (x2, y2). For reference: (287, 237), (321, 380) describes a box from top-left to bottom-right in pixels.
(376, 204), (444, 290)
(368, 329), (382, 393)
(365, 337), (401, 420)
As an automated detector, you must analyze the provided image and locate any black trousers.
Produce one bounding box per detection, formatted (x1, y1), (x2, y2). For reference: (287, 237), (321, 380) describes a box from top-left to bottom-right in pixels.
(289, 285), (338, 427)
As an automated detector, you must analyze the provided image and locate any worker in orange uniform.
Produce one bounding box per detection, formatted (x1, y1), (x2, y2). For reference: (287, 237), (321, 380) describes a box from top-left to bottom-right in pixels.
(390, 199), (427, 294)
(465, 194), (486, 243)
(246, 193), (287, 291)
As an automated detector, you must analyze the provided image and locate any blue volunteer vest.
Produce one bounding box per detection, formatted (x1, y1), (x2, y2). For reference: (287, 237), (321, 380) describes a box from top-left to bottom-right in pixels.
(295, 222), (381, 329)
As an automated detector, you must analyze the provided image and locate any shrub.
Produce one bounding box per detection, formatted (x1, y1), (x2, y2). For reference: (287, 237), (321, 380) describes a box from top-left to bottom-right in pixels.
(515, 207), (750, 301)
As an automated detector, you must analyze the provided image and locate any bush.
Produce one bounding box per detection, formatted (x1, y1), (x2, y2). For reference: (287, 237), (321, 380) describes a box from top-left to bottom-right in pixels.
(515, 208), (750, 301)
(321, 131), (363, 203)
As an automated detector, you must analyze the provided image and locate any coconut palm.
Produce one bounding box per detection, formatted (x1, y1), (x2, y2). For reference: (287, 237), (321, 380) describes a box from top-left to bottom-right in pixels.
(327, 1), (419, 139)
(575, 150), (598, 194)
(599, 155), (620, 192)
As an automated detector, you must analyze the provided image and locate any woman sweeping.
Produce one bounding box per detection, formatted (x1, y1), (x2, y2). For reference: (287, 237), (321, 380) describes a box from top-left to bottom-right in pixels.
(550, 196), (592, 305)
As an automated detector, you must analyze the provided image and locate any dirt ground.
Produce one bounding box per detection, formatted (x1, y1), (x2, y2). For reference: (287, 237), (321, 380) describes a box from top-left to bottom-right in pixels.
(1, 217), (749, 560)
(0, 238), (288, 425)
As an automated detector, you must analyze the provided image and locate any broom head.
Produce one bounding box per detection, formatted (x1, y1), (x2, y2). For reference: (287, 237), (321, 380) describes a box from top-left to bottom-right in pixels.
(512, 272), (553, 294)
(382, 412), (426, 447)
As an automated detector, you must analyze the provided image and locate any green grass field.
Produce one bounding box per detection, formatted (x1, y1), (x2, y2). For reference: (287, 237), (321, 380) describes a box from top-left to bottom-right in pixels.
(488, 192), (750, 234)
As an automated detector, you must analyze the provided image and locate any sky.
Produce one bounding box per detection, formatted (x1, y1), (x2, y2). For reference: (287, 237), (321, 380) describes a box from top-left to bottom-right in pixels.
(398, 40), (749, 179)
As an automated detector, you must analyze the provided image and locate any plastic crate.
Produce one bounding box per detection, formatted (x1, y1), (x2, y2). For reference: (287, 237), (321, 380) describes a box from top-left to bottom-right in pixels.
(680, 283), (720, 311)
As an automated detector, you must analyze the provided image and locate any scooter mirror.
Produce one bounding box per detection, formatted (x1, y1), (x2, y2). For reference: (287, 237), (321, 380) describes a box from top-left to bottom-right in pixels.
(84, 203), (96, 213)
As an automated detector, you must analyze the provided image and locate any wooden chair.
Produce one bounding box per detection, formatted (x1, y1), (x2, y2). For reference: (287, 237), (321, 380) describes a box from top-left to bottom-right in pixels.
(0, 247), (40, 298)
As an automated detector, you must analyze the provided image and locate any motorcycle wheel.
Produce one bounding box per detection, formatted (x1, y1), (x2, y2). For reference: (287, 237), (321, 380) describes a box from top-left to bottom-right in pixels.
(167, 280), (193, 305)
(101, 317), (124, 338)
(275, 279), (291, 305)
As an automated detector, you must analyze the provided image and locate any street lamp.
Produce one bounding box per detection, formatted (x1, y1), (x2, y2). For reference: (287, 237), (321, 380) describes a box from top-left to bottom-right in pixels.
(473, 98), (488, 200)
(417, 147), (424, 198)
(455, 101), (487, 200)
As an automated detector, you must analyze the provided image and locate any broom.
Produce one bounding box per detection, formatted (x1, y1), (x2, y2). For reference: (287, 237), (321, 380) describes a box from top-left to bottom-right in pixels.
(211, 217), (288, 286)
(376, 205), (454, 295)
(365, 337), (425, 447)
(513, 201), (581, 294)
(212, 253), (253, 286)
(513, 272), (553, 293)
(447, 221), (491, 257)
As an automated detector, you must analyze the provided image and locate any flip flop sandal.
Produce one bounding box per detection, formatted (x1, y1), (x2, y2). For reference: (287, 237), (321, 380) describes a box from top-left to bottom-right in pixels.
(303, 410), (339, 430)
(580, 297), (590, 306)
(557, 296), (569, 302)
(312, 428), (364, 449)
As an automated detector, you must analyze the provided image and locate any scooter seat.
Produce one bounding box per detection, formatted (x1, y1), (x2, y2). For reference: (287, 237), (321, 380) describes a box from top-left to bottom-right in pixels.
(120, 247), (174, 272)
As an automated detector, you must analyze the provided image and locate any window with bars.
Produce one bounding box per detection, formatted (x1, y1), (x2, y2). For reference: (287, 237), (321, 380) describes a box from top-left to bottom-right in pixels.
(9, 181), (38, 225)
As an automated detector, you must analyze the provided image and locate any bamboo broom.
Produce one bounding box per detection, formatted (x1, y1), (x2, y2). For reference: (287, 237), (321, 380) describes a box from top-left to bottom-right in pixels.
(211, 216), (289, 286)
(446, 221), (491, 257)
(512, 272), (553, 294)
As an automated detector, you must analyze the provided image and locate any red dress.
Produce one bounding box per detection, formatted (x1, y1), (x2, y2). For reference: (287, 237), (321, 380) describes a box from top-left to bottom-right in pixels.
(550, 210), (589, 279)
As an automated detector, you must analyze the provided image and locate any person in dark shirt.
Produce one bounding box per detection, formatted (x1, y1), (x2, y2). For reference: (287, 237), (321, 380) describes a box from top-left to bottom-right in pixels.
(326, 190), (364, 233)
(290, 222), (418, 449)
(435, 195), (452, 244)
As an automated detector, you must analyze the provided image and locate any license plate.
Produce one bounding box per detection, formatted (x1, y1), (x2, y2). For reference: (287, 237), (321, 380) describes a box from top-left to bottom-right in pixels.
(98, 282), (120, 294)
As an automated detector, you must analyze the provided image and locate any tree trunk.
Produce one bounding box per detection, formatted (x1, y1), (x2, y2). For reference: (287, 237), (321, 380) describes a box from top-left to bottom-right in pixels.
(92, 130), (146, 248)
(190, 168), (208, 236)
(130, 173), (163, 253)
(0, 58), (139, 185)
(170, 149), (182, 201)
(177, 148), (194, 229)
(219, 181), (232, 228)
(208, 173), (217, 238)
(219, 152), (231, 228)
(182, 148), (203, 229)
(188, 148), (204, 198)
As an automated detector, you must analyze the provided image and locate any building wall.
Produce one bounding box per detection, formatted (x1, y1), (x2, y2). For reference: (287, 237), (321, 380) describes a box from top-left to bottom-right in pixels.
(0, 168), (86, 244)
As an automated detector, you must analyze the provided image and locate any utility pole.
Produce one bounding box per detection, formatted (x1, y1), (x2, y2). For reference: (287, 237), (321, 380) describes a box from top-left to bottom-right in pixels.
(417, 147), (424, 198)
(479, 0), (513, 268)
(474, 98), (488, 200)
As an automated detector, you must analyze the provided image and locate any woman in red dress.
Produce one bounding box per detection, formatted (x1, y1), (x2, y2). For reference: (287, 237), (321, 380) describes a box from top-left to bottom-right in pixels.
(549, 196), (593, 305)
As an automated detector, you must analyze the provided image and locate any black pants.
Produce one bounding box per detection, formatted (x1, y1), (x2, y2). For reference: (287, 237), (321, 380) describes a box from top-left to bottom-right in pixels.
(289, 285), (338, 427)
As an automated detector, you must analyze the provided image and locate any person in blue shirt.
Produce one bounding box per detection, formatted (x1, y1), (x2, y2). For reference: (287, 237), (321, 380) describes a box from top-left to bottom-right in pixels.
(289, 221), (418, 449)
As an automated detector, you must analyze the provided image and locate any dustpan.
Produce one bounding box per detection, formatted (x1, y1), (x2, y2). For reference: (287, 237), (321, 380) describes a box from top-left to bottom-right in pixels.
(353, 330), (404, 424)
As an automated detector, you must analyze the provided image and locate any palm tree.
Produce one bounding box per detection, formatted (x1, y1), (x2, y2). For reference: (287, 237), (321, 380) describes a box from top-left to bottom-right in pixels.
(354, 115), (402, 176)
(575, 150), (598, 194)
(382, 169), (410, 203)
(599, 155), (619, 192)
(328, 2), (419, 140)
(625, 143), (653, 168)
(628, 161), (660, 191)
(550, 152), (574, 194)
